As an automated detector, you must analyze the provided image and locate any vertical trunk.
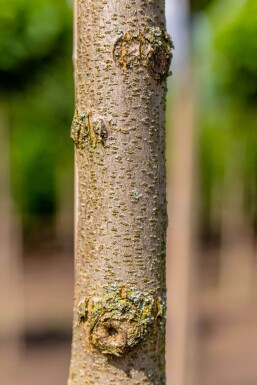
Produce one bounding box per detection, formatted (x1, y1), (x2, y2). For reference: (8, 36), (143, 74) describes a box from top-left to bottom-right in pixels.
(68, 1), (173, 384)
(219, 157), (254, 300)
(166, 1), (197, 384)
(0, 101), (24, 360)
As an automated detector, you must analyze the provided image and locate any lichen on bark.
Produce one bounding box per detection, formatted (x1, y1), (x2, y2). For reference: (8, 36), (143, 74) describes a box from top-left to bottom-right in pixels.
(77, 285), (165, 357)
(68, 0), (172, 384)
(71, 111), (108, 149)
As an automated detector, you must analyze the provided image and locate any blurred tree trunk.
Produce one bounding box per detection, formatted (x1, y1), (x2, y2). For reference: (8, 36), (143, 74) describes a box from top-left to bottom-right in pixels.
(219, 150), (254, 300)
(166, 1), (197, 385)
(67, 1), (173, 384)
(0, 101), (24, 361)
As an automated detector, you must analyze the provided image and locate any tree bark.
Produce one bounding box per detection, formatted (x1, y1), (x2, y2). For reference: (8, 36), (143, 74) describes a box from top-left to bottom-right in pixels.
(68, 1), (173, 384)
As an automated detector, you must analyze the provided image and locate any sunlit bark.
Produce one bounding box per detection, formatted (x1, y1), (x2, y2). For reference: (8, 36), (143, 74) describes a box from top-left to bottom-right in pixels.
(68, 1), (173, 384)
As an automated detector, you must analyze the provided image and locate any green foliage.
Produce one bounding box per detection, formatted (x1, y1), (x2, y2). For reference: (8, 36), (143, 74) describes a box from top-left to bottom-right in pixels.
(190, 0), (214, 12)
(0, 0), (72, 90)
(215, 0), (257, 104)
(196, 0), (257, 233)
(0, 0), (73, 230)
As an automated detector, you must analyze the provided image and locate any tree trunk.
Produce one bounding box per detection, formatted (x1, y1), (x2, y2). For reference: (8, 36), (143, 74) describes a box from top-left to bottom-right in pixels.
(0, 100), (24, 362)
(166, 1), (197, 384)
(68, 1), (173, 384)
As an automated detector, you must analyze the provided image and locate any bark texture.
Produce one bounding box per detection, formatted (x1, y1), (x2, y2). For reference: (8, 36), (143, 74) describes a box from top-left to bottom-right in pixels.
(68, 1), (173, 384)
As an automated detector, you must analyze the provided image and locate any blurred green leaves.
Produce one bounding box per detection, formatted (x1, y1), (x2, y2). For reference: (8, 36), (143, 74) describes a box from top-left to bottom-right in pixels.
(0, 0), (73, 230)
(196, 0), (257, 234)
(0, 0), (72, 90)
(215, 0), (257, 104)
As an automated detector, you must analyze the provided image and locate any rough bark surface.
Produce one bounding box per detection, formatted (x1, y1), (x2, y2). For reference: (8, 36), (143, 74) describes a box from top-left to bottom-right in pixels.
(68, 1), (173, 384)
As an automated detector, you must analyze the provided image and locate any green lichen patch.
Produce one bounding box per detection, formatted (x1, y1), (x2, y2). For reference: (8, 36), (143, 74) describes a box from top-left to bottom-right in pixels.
(71, 111), (89, 148)
(71, 111), (109, 149)
(113, 27), (174, 80)
(78, 285), (165, 357)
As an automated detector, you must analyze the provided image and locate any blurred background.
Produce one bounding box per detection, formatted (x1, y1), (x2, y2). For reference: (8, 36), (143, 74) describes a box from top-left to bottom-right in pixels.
(0, 0), (256, 384)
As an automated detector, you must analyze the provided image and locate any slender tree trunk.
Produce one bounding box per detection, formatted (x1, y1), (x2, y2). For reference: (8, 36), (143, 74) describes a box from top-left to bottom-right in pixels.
(0, 100), (24, 361)
(68, 1), (173, 384)
(166, 1), (197, 384)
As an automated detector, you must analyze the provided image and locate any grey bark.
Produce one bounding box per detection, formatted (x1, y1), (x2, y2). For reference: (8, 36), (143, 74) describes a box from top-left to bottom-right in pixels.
(68, 1), (173, 384)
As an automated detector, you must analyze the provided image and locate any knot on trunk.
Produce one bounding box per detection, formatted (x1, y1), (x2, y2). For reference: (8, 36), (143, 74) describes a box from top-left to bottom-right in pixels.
(71, 111), (108, 149)
(113, 27), (174, 81)
(78, 285), (165, 356)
